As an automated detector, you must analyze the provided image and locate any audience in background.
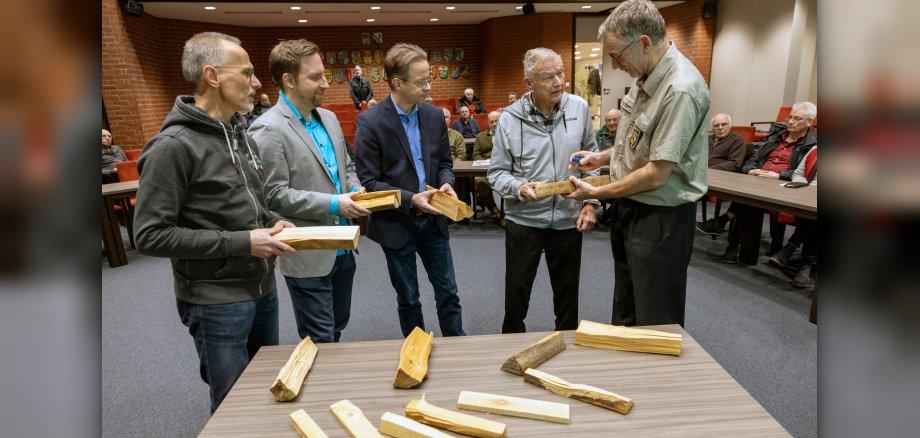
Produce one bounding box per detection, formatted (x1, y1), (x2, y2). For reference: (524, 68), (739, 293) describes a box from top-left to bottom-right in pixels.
(249, 93), (272, 121)
(443, 107), (466, 161)
(707, 113), (747, 172)
(507, 91), (517, 104)
(133, 32), (295, 413)
(595, 108), (620, 151)
(101, 128), (126, 182)
(348, 65), (374, 111)
(473, 111), (501, 221)
(457, 88), (486, 114)
(367, 98), (377, 108)
(451, 106), (480, 139)
(250, 38), (369, 344)
(489, 47), (599, 334)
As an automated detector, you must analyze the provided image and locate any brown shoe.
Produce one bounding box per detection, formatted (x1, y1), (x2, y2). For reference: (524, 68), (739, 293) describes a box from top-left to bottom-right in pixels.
(792, 264), (813, 288)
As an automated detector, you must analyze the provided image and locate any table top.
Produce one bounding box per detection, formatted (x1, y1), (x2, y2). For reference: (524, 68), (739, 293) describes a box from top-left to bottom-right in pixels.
(101, 180), (139, 196)
(707, 169), (817, 219)
(452, 160), (490, 177)
(200, 327), (788, 437)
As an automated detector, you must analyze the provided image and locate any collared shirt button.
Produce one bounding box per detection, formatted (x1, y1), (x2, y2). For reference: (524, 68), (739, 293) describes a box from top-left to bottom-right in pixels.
(334, 218), (340, 225)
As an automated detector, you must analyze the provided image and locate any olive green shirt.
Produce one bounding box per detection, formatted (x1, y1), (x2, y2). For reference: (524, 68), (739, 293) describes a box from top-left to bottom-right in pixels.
(472, 129), (494, 161)
(610, 43), (710, 206)
(448, 128), (467, 161)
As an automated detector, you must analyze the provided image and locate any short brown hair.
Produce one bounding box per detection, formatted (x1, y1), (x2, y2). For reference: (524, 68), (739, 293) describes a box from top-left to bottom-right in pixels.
(384, 43), (427, 88)
(268, 39), (320, 87)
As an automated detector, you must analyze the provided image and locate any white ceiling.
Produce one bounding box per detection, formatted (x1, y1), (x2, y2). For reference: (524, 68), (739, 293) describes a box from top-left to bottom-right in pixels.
(142, 2), (684, 27)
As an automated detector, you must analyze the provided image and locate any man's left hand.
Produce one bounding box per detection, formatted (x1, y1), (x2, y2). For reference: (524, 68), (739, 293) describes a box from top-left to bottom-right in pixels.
(576, 204), (597, 232)
(564, 176), (597, 201)
(756, 170), (780, 179)
(439, 183), (457, 199)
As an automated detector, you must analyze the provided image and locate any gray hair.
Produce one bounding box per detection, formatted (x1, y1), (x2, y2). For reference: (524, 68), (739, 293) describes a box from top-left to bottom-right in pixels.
(464, 88), (474, 94)
(711, 113), (732, 125)
(597, 0), (667, 45)
(522, 47), (560, 80)
(182, 32), (241, 90)
(792, 102), (817, 120)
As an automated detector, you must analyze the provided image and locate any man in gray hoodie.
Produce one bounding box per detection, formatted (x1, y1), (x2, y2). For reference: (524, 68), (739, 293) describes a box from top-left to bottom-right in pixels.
(133, 32), (296, 413)
(488, 47), (600, 334)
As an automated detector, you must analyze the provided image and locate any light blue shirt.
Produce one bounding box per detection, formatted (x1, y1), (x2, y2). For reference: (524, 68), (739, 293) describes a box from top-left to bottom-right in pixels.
(391, 95), (426, 191)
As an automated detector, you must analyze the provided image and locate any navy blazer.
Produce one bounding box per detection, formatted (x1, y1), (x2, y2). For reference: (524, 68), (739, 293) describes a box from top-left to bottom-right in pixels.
(355, 96), (455, 249)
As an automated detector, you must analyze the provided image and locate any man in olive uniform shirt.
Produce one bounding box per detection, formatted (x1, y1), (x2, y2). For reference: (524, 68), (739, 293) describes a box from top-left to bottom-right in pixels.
(443, 107), (467, 161)
(472, 111), (500, 219)
(567, 0), (710, 327)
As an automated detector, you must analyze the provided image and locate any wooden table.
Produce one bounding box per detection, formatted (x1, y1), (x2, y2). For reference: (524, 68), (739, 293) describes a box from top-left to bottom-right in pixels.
(101, 180), (138, 267)
(200, 327), (789, 437)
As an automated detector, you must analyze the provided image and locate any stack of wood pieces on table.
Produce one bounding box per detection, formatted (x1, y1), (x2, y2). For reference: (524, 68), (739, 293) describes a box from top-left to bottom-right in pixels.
(393, 326), (434, 389)
(273, 226), (360, 250)
(425, 185), (473, 221)
(353, 189), (401, 212)
(574, 319), (683, 356)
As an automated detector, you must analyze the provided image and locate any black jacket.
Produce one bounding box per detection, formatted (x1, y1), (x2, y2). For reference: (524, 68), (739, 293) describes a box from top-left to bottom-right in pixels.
(134, 96), (284, 305)
(457, 95), (486, 114)
(742, 123), (817, 181)
(349, 76), (373, 104)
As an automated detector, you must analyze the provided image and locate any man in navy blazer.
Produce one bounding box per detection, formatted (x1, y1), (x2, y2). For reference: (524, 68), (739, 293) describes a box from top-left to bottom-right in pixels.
(354, 43), (466, 338)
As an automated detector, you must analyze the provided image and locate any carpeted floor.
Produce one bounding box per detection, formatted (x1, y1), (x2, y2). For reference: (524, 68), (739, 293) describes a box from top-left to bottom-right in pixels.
(102, 211), (816, 437)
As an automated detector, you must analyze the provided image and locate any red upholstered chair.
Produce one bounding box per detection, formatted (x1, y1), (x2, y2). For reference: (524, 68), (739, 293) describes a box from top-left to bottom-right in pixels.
(450, 115), (462, 126)
(114, 160), (139, 249)
(751, 106), (794, 136)
(730, 125), (756, 143)
(432, 98), (456, 111)
(125, 149), (142, 161)
(472, 113), (489, 132)
(484, 103), (503, 113)
(335, 110), (355, 122)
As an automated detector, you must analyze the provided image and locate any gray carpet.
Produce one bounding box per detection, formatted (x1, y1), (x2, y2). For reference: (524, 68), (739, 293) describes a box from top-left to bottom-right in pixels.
(102, 211), (816, 437)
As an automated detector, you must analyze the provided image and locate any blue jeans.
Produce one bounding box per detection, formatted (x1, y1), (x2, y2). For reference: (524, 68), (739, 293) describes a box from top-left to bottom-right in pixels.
(284, 252), (356, 343)
(177, 289), (279, 413)
(382, 215), (466, 337)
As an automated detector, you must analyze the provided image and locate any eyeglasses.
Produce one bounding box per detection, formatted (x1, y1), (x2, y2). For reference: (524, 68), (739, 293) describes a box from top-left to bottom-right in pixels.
(608, 39), (637, 65)
(214, 66), (255, 80)
(787, 114), (812, 122)
(535, 70), (564, 83)
(399, 76), (433, 88)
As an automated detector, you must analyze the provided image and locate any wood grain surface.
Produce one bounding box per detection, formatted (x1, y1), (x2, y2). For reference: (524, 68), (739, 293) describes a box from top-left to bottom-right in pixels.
(707, 169), (817, 220)
(199, 327), (789, 437)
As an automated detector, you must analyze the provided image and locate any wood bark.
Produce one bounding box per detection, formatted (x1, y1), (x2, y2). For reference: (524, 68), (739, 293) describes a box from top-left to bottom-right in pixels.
(523, 368), (634, 414)
(500, 331), (566, 376)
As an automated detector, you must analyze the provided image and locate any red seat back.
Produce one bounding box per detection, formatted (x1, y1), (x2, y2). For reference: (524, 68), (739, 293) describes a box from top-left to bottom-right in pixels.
(125, 149), (142, 161)
(116, 160), (139, 181)
(804, 147), (817, 181)
(472, 113), (489, 131)
(775, 106), (792, 122)
(730, 125), (756, 143)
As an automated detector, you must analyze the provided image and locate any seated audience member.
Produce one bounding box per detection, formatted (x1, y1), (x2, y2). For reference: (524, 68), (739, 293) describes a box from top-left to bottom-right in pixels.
(768, 145), (817, 287)
(595, 109), (620, 151)
(473, 111), (501, 220)
(707, 113), (746, 172)
(697, 102), (817, 263)
(443, 107), (467, 161)
(249, 94), (272, 121)
(457, 88), (486, 114)
(451, 106), (480, 139)
(367, 98), (377, 108)
(507, 91), (517, 104)
(101, 128), (126, 182)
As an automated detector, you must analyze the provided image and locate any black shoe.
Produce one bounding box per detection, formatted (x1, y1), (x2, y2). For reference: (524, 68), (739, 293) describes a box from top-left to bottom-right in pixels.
(792, 264), (813, 288)
(769, 243), (796, 268)
(721, 244), (740, 263)
(697, 219), (724, 236)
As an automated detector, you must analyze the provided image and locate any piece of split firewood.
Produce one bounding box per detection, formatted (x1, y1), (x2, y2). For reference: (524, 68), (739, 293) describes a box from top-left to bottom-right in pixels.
(380, 411), (454, 438)
(289, 409), (329, 438)
(273, 226), (360, 250)
(425, 185), (474, 221)
(353, 190), (401, 212)
(270, 336), (318, 401)
(394, 326), (434, 389)
(500, 331), (566, 376)
(405, 394), (507, 438)
(523, 368), (634, 414)
(533, 175), (611, 197)
(330, 399), (383, 437)
(457, 390), (570, 424)
(574, 319), (682, 356)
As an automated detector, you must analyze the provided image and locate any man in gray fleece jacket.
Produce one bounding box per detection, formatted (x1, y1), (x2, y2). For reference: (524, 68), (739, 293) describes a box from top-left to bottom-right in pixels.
(133, 32), (295, 413)
(488, 48), (600, 334)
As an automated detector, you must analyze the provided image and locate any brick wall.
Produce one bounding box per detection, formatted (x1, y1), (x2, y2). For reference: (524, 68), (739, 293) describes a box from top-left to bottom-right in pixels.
(660, 0), (716, 83)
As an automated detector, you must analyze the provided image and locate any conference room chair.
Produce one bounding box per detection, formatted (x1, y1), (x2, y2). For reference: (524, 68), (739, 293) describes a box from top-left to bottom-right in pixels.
(125, 149), (142, 161)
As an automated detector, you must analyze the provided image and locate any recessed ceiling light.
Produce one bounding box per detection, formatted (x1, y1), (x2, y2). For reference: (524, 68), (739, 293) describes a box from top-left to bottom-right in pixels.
(516, 6), (523, 10)
(204, 6), (216, 10)
(574, 44), (579, 48)
(446, 6), (455, 10)
(290, 6), (301, 11)
(371, 6), (381, 10)
(591, 47), (601, 51)
(430, 18), (439, 22)
(298, 19), (307, 23)
(590, 53), (598, 57)
(366, 18), (375, 22)
(575, 56), (582, 60)
(582, 5), (592, 9)
(574, 51), (581, 55)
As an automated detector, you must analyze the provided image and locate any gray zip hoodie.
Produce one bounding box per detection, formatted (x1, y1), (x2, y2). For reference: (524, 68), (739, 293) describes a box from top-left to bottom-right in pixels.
(488, 92), (600, 229)
(134, 96), (284, 305)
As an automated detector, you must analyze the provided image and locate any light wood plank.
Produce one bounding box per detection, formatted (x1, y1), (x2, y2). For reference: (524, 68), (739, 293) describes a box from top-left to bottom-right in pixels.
(405, 395), (507, 438)
(500, 331), (565, 376)
(380, 412), (454, 438)
(273, 226), (360, 250)
(523, 368), (634, 414)
(426, 185), (474, 221)
(289, 409), (329, 438)
(394, 327), (434, 389)
(457, 391), (570, 424)
(353, 190), (401, 212)
(270, 336), (318, 401)
(533, 175), (610, 198)
(574, 320), (682, 356)
(330, 399), (383, 437)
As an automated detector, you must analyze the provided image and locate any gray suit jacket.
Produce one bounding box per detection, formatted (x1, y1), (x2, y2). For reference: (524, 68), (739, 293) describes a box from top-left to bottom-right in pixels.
(250, 103), (361, 278)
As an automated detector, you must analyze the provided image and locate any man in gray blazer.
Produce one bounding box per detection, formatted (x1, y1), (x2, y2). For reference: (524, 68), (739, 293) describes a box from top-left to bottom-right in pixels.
(250, 39), (370, 342)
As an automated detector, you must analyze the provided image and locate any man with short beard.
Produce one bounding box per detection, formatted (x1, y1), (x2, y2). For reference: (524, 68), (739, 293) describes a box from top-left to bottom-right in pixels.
(134, 32), (296, 413)
(250, 39), (370, 344)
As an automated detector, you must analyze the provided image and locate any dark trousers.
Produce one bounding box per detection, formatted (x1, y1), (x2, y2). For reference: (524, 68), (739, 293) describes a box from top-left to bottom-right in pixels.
(787, 218), (818, 265)
(177, 289), (279, 413)
(726, 202), (751, 245)
(284, 252), (356, 343)
(610, 199), (695, 327)
(502, 221), (582, 333)
(382, 215), (466, 337)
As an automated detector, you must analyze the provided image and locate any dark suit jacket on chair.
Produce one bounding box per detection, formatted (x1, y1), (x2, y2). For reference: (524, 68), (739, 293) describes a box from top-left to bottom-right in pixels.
(355, 95), (455, 250)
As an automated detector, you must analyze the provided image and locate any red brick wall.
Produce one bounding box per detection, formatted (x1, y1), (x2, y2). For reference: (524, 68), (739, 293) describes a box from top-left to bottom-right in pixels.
(479, 13), (574, 104)
(660, 0), (716, 84)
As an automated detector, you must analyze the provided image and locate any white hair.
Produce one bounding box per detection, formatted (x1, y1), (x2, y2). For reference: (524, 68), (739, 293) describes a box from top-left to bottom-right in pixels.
(464, 88), (474, 94)
(710, 113), (732, 125)
(792, 102), (817, 120)
(522, 47), (560, 80)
